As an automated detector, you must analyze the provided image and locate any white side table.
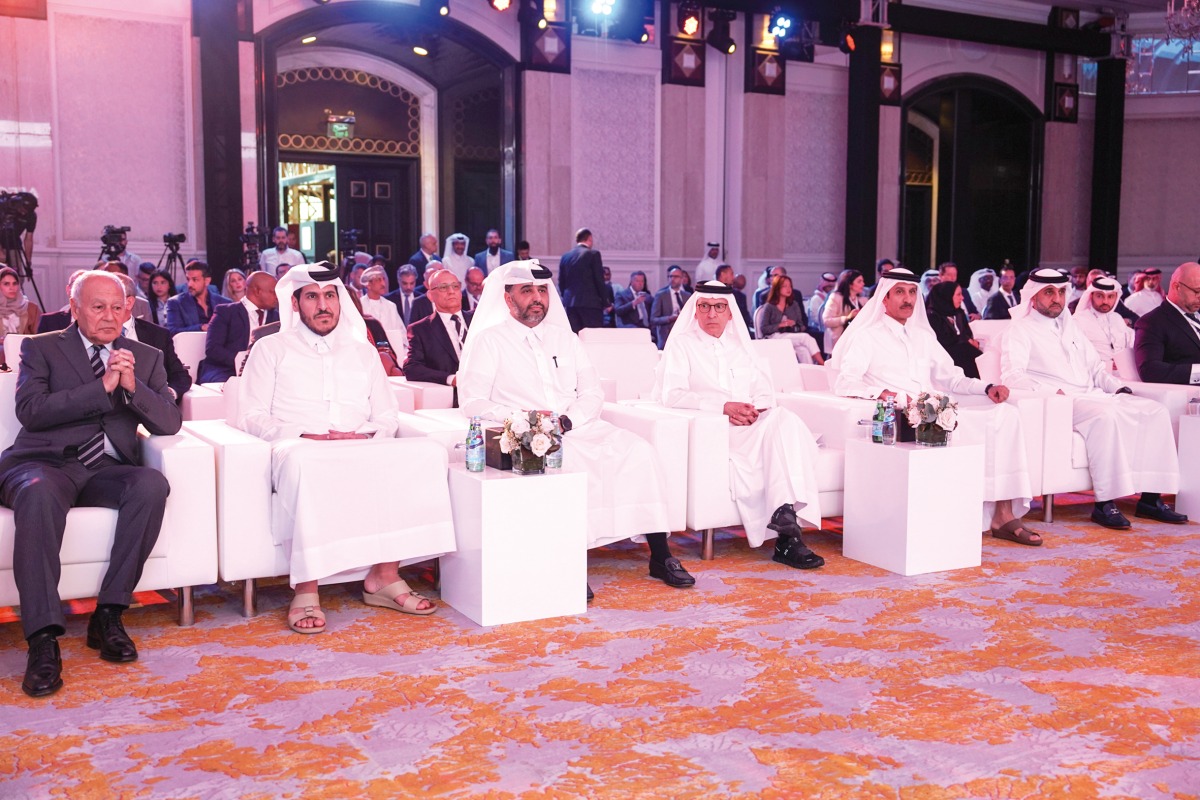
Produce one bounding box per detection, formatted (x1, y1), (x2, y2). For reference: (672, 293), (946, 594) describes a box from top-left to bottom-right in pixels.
(843, 439), (985, 576)
(1175, 415), (1200, 516)
(440, 463), (588, 626)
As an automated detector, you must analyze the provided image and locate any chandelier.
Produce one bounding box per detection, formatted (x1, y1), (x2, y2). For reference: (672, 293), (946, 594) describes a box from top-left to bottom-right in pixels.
(1167, 0), (1200, 40)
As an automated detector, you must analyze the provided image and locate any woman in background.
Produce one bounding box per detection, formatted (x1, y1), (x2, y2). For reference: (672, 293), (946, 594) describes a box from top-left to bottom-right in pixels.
(821, 269), (864, 355)
(926, 280), (982, 379)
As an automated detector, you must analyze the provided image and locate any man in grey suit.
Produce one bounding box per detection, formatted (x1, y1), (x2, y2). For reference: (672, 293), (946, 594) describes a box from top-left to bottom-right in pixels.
(558, 228), (607, 332)
(0, 271), (181, 697)
(614, 271), (653, 330)
(650, 266), (692, 349)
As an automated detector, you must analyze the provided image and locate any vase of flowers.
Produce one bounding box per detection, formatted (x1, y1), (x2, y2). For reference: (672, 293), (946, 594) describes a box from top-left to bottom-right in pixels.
(499, 410), (562, 476)
(904, 390), (957, 447)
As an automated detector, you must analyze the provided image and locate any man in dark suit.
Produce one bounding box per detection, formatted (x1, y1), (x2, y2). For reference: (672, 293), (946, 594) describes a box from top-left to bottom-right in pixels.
(36, 270), (89, 334)
(406, 233), (439, 289)
(197, 273), (280, 384)
(558, 228), (607, 332)
(614, 271), (653, 330)
(982, 264), (1020, 320)
(386, 265), (421, 328)
(0, 271), (181, 697)
(650, 266), (691, 349)
(472, 229), (514, 277)
(403, 269), (471, 406)
(165, 262), (230, 334)
(715, 264), (754, 335)
(1134, 261), (1200, 384)
(461, 267), (485, 313)
(600, 267), (617, 327)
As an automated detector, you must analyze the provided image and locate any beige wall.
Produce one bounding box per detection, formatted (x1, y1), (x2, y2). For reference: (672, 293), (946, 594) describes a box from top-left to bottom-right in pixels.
(520, 70), (574, 264)
(1120, 115), (1200, 268)
(659, 85), (707, 265)
(1041, 117), (1094, 270)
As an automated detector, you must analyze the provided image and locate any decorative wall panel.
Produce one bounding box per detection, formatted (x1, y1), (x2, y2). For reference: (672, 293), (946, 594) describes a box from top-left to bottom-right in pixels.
(55, 13), (189, 242)
(1041, 119), (1092, 268)
(785, 89), (847, 257)
(1120, 117), (1200, 262)
(570, 68), (657, 253)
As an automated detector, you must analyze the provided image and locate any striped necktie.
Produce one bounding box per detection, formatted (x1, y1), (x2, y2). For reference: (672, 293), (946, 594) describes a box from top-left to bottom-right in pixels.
(451, 313), (466, 350)
(78, 345), (108, 467)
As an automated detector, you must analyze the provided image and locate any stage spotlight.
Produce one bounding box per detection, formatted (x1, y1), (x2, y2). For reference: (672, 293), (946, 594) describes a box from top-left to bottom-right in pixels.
(440, 3), (450, 15)
(300, 35), (317, 44)
(838, 25), (856, 54)
(770, 11), (793, 39)
(707, 9), (737, 55)
(678, 0), (701, 36)
(413, 45), (430, 56)
(590, 0), (614, 15)
(537, 16), (548, 28)
(491, 0), (512, 9)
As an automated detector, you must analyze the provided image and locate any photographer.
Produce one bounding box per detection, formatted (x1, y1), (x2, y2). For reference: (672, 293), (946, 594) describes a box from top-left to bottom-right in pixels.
(258, 226), (305, 274)
(0, 192), (38, 270)
(101, 226), (141, 275)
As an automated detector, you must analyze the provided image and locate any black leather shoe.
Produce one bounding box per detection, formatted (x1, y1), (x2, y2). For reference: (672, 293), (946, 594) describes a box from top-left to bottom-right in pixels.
(586, 584), (594, 602)
(22, 632), (63, 698)
(773, 534), (825, 570)
(767, 504), (801, 537)
(649, 557), (695, 588)
(87, 607), (138, 663)
(1091, 502), (1132, 530)
(1135, 498), (1188, 524)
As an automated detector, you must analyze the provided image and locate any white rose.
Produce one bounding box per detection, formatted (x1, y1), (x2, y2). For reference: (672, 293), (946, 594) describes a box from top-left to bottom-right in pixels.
(905, 407), (922, 428)
(936, 408), (957, 431)
(509, 417), (531, 436)
(529, 433), (551, 457)
(539, 417), (556, 434)
(499, 434), (513, 454)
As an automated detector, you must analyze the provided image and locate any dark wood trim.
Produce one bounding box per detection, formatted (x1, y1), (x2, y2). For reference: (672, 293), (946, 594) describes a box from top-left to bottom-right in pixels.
(1089, 59), (1125, 272)
(888, 3), (1111, 58)
(844, 25), (881, 273)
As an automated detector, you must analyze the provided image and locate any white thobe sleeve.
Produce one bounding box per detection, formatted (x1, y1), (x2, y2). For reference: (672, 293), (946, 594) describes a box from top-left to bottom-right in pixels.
(362, 353), (400, 437)
(459, 334), (511, 422)
(659, 340), (728, 413)
(238, 341), (309, 442)
(927, 338), (987, 396)
(563, 336), (604, 425)
(1000, 324), (1056, 392)
(833, 331), (887, 400)
(1083, 337), (1125, 394)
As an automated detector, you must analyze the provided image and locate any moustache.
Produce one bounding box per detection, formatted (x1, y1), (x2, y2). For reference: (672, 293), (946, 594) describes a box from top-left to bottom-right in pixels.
(900, 303), (913, 310)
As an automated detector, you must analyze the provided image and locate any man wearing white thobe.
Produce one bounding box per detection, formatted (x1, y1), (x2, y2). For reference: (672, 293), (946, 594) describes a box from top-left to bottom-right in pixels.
(1072, 277), (1134, 372)
(238, 262), (455, 632)
(695, 241), (721, 284)
(656, 282), (825, 569)
(831, 268), (1043, 546)
(1124, 267), (1166, 317)
(440, 233), (474, 282)
(458, 261), (695, 598)
(1001, 268), (1185, 530)
(358, 266), (405, 333)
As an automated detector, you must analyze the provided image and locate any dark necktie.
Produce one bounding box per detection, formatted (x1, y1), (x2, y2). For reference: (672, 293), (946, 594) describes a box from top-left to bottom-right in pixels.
(451, 313), (465, 349)
(674, 291), (683, 311)
(1007, 293), (1016, 308)
(403, 294), (412, 325)
(256, 308), (265, 327)
(78, 345), (107, 467)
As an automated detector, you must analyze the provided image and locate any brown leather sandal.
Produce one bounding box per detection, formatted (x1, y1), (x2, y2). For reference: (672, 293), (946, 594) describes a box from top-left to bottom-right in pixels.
(990, 518), (1044, 547)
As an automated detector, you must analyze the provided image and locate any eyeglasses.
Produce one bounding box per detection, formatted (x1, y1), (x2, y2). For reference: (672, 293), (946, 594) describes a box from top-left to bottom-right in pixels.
(1176, 281), (1200, 295)
(696, 302), (730, 314)
(430, 282), (462, 293)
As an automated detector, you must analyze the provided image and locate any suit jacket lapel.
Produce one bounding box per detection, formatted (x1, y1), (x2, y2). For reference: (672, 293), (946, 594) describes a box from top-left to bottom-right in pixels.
(56, 325), (100, 384)
(430, 315), (459, 364)
(1169, 306), (1200, 350)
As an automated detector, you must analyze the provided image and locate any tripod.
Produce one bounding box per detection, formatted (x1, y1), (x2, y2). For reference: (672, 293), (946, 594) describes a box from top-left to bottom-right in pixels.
(157, 243), (188, 284)
(1, 230), (43, 308)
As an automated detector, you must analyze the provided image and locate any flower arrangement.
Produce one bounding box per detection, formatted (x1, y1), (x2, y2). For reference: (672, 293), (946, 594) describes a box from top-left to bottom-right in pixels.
(499, 410), (562, 459)
(904, 391), (957, 446)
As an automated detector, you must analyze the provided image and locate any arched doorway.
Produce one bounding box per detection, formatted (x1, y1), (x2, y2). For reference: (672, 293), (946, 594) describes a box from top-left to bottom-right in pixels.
(900, 76), (1044, 275)
(257, 1), (518, 281)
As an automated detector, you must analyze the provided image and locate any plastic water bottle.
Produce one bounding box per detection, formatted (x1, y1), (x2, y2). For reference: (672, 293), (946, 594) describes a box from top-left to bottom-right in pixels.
(871, 400), (885, 443)
(881, 397), (896, 446)
(465, 416), (485, 472)
(1188, 395), (1200, 417)
(545, 413), (563, 469)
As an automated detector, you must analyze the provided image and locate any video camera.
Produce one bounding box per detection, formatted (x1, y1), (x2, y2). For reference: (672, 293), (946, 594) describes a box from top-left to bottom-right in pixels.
(239, 222), (264, 271)
(163, 232), (187, 247)
(100, 224), (130, 260)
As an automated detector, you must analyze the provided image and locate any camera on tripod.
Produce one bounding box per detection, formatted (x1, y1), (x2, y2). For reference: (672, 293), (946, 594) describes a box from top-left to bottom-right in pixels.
(163, 232), (187, 247)
(100, 224), (130, 260)
(239, 222), (264, 271)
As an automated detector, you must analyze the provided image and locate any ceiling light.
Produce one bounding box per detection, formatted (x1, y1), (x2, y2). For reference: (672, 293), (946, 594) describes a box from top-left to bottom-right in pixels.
(300, 35), (317, 44)
(414, 45), (430, 56)
(678, 0), (701, 36)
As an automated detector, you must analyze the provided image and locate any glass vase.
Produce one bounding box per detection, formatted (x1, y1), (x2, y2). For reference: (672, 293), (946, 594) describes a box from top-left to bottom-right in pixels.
(511, 446), (546, 475)
(915, 423), (950, 447)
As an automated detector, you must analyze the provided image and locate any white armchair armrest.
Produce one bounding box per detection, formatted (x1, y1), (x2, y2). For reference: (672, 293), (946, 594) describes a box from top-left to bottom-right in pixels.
(395, 379), (455, 410)
(599, 403), (688, 531)
(138, 430), (218, 592)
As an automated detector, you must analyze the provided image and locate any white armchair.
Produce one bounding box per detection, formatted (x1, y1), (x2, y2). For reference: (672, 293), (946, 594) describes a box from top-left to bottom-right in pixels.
(0, 372), (217, 626)
(171, 331), (207, 382)
(750, 339), (805, 392)
(182, 418), (453, 617)
(580, 339), (661, 401)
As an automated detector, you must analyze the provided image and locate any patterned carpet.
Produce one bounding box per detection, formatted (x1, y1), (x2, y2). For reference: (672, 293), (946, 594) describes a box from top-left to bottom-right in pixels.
(2, 497), (1199, 799)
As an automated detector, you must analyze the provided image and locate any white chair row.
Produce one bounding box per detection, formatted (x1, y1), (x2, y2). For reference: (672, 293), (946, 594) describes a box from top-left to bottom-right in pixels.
(0, 371), (218, 627)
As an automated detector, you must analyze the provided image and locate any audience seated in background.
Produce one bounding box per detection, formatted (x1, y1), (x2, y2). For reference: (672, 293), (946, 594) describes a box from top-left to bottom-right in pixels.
(221, 269), (247, 303)
(462, 267), (485, 313)
(1001, 268), (1185, 531)
(99, 260), (151, 321)
(165, 262), (230, 334)
(258, 226), (305, 275)
(650, 266), (691, 349)
(386, 265), (421, 329)
(237, 263), (452, 633)
(614, 270), (653, 330)
(0, 264), (42, 370)
(863, 258), (894, 300)
(1072, 277), (1133, 372)
(655, 281), (825, 570)
(1133, 261), (1200, 385)
(146, 269), (176, 328)
(111, 272), (192, 402)
(403, 268), (470, 403)
(755, 275), (823, 364)
(472, 228), (514, 276)
(1, 271), (180, 697)
(753, 265), (786, 310)
(822, 269), (864, 355)
(358, 266), (404, 332)
(715, 264), (754, 336)
(831, 268), (1042, 547)
(458, 261), (695, 600)
(938, 263), (979, 319)
(926, 281), (982, 379)
(1124, 267), (1165, 317)
(983, 264), (1020, 320)
(197, 272), (279, 384)
(806, 271), (836, 340)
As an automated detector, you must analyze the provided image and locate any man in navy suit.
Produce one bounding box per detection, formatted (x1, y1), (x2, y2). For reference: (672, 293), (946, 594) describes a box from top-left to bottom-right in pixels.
(403, 269), (470, 406)
(1, 271), (181, 697)
(472, 229), (514, 277)
(386, 265), (420, 328)
(614, 271), (653, 330)
(197, 273), (280, 384)
(558, 228), (607, 332)
(165, 262), (230, 334)
(406, 233), (439, 289)
(1134, 261), (1200, 385)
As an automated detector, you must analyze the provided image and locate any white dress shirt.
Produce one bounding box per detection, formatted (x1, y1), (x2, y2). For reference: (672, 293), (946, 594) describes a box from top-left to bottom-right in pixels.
(259, 247), (306, 273)
(360, 293), (405, 333)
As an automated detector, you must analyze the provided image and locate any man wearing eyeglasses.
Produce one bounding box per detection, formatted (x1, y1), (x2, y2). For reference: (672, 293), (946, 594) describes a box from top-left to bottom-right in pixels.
(1134, 261), (1200, 385)
(653, 281), (826, 570)
(404, 269), (471, 405)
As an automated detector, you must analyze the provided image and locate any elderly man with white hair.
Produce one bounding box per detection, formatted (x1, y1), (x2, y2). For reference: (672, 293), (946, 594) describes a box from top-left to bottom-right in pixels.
(1001, 268), (1185, 530)
(655, 281), (825, 569)
(1072, 275), (1134, 371)
(440, 233), (474, 282)
(458, 261), (695, 598)
(831, 268), (1043, 546)
(238, 263), (455, 633)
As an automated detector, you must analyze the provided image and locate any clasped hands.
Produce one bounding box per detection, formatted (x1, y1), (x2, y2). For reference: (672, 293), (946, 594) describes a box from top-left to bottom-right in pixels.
(102, 348), (137, 395)
(301, 430), (372, 441)
(723, 402), (762, 426)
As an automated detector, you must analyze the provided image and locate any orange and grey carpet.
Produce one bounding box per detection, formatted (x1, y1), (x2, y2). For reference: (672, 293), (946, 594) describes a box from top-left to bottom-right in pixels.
(2, 498), (1199, 799)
